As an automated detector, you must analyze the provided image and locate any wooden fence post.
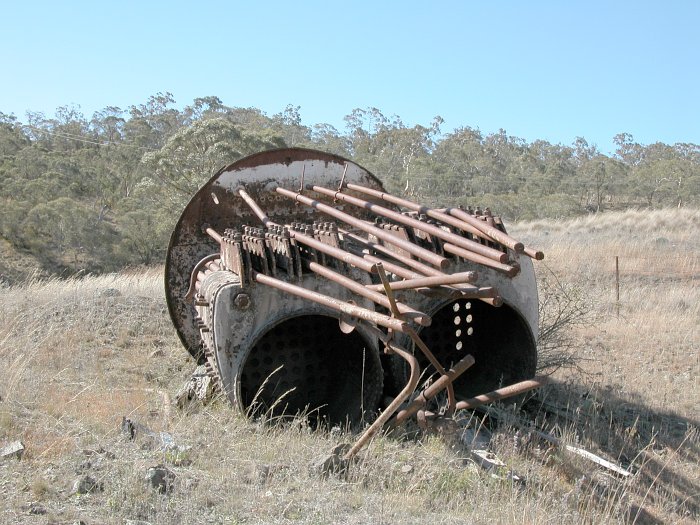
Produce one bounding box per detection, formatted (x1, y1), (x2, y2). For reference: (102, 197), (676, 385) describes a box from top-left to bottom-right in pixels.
(615, 255), (620, 318)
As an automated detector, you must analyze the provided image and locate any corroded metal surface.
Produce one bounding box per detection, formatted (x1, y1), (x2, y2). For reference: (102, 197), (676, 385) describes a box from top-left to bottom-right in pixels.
(166, 148), (389, 360)
(165, 147), (546, 455)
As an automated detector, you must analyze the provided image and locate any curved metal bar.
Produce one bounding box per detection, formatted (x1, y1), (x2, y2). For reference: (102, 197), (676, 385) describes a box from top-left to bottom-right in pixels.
(390, 353), (476, 427)
(184, 253), (221, 301)
(343, 343), (420, 460)
(405, 327), (457, 414)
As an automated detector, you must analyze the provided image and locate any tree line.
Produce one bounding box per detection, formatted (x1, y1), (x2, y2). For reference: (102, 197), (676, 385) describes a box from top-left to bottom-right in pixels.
(1, 93), (698, 278)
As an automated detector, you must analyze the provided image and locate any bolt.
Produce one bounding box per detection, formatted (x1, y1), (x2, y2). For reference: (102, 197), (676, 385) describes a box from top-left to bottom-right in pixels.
(233, 293), (251, 310)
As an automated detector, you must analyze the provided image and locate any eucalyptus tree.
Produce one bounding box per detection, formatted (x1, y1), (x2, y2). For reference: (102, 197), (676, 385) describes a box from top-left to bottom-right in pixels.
(344, 107), (442, 195)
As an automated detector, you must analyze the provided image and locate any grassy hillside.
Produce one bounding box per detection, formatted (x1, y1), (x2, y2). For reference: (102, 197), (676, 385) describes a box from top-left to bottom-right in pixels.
(0, 209), (697, 524)
(0, 238), (46, 285)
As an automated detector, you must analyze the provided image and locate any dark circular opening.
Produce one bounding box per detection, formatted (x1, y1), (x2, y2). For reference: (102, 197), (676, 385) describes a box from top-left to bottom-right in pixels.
(240, 315), (383, 426)
(416, 299), (537, 398)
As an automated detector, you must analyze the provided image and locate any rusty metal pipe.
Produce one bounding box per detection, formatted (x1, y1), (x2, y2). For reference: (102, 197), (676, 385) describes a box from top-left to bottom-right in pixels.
(443, 243), (518, 276)
(344, 183), (525, 253)
(372, 281), (499, 302)
(375, 263), (402, 319)
(375, 267), (457, 412)
(291, 231), (378, 274)
(237, 187), (379, 274)
(275, 186), (449, 270)
(405, 327), (456, 412)
(343, 230), (502, 299)
(252, 272), (409, 333)
(345, 232), (504, 300)
(313, 185), (509, 263)
(205, 227), (223, 244)
(454, 376), (550, 411)
(344, 343), (420, 460)
(307, 262), (431, 326)
(344, 184), (488, 239)
(524, 247), (545, 260)
(445, 207), (546, 259)
(237, 188), (276, 228)
(479, 296), (504, 307)
(360, 254), (490, 298)
(341, 229), (445, 277)
(391, 353), (476, 426)
(360, 254), (425, 280)
(445, 206), (516, 244)
(365, 272), (478, 292)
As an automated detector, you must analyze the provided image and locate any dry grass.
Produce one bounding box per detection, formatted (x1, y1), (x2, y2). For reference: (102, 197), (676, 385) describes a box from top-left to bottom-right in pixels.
(511, 208), (699, 418)
(0, 208), (697, 524)
(511, 207), (699, 523)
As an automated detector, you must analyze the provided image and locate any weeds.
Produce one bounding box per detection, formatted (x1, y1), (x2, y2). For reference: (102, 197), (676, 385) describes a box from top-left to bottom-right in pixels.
(536, 264), (596, 373)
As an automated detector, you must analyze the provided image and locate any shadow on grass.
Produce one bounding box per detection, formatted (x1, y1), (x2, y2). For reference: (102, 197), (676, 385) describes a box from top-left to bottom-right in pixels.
(522, 380), (699, 521)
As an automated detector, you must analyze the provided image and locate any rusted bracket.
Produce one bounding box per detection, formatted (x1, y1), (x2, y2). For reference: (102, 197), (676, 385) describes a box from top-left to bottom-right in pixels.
(185, 254), (221, 301)
(375, 262), (402, 319)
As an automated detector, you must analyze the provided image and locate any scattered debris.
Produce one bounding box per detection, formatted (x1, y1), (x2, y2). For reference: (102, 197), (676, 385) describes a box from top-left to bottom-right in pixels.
(145, 465), (175, 494)
(468, 449), (522, 482)
(72, 475), (103, 495)
(25, 502), (47, 515)
(483, 404), (633, 478)
(121, 417), (190, 458)
(0, 440), (25, 461)
(82, 446), (115, 459)
(456, 424), (523, 481)
(311, 443), (352, 478)
(532, 428), (632, 478)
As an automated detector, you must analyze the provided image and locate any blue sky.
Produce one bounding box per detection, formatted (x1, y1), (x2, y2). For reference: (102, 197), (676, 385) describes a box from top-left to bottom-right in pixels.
(2, 1), (698, 153)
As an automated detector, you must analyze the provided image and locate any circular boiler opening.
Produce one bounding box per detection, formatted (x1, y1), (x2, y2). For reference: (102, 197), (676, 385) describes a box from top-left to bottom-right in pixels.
(240, 315), (383, 426)
(417, 298), (537, 399)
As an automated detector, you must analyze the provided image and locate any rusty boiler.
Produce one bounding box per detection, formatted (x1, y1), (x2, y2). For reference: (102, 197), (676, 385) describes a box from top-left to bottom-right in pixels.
(165, 148), (544, 452)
